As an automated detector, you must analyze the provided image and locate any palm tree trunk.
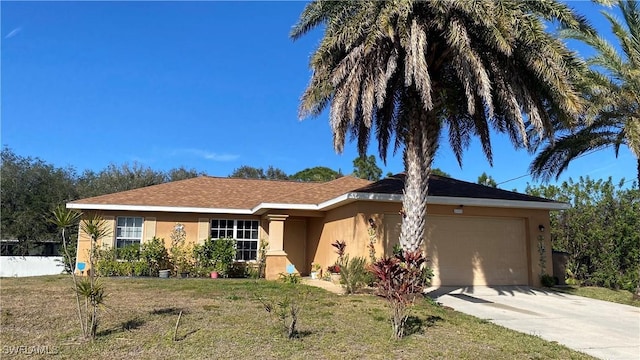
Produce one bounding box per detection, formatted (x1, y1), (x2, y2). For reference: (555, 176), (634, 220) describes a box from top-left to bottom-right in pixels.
(399, 100), (440, 252)
(636, 157), (640, 298)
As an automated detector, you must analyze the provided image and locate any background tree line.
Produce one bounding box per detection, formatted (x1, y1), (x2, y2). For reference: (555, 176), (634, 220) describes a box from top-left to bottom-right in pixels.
(0, 147), (384, 252)
(0, 147), (205, 254)
(526, 177), (639, 291)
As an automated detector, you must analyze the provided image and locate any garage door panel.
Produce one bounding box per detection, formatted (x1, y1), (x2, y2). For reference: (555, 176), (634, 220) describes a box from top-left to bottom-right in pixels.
(426, 216), (527, 286)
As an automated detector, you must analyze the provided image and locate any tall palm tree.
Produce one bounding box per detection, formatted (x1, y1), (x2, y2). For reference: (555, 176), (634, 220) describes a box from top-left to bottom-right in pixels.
(292, 1), (591, 252)
(531, 0), (640, 186)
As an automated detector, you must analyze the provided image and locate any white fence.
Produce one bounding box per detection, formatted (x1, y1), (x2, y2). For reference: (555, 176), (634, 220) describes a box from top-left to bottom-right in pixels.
(0, 256), (65, 277)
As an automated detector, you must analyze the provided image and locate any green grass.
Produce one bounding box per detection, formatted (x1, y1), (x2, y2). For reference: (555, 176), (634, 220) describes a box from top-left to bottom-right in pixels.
(0, 275), (595, 359)
(551, 285), (640, 307)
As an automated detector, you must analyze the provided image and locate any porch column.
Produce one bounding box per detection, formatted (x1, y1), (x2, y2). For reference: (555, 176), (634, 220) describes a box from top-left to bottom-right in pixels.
(265, 214), (289, 280)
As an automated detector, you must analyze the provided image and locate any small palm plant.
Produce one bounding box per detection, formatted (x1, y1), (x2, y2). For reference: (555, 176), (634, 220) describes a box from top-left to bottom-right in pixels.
(80, 214), (111, 339)
(49, 207), (110, 340)
(50, 206), (85, 337)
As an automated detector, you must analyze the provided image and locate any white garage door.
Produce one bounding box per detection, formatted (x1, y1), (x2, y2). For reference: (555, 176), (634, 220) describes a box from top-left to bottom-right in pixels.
(384, 214), (529, 286)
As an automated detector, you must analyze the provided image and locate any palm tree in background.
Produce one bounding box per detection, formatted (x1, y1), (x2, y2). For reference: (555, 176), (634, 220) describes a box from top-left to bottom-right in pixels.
(531, 0), (640, 186)
(292, 0), (591, 251)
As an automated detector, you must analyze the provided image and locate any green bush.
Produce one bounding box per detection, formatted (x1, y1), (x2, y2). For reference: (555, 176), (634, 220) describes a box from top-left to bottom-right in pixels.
(94, 245), (154, 277)
(141, 237), (170, 276)
(117, 244), (140, 261)
(94, 247), (118, 277)
(133, 261), (150, 277)
(540, 274), (556, 287)
(193, 240), (215, 269)
(193, 237), (236, 275)
(279, 273), (301, 284)
(190, 266), (212, 278)
(339, 256), (369, 294)
(227, 262), (251, 278)
(118, 261), (134, 277)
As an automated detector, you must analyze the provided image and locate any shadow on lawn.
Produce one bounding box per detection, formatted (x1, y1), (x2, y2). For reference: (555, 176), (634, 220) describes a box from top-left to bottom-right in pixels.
(97, 318), (145, 337)
(404, 315), (444, 336)
(175, 329), (199, 341)
(291, 330), (313, 339)
(150, 307), (187, 316)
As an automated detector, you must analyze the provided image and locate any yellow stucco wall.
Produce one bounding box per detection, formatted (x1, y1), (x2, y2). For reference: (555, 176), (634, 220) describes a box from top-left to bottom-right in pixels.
(74, 211), (264, 274)
(307, 202), (552, 287)
(74, 202), (553, 287)
(283, 217), (307, 274)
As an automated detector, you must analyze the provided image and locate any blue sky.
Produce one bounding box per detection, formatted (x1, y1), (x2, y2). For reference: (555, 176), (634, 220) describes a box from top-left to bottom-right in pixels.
(1, 1), (636, 192)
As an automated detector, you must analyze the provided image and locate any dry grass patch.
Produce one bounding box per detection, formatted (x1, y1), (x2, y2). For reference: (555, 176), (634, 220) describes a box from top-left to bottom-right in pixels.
(0, 276), (594, 359)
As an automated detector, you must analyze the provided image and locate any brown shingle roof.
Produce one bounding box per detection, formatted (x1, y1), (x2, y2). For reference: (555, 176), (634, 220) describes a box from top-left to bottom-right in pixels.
(68, 176), (371, 210)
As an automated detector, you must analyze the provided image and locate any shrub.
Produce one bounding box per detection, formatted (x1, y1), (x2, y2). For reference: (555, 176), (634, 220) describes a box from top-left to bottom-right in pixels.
(369, 250), (430, 339)
(227, 262), (251, 278)
(279, 273), (301, 284)
(256, 285), (309, 339)
(193, 237), (236, 276)
(257, 239), (269, 279)
(117, 244), (140, 261)
(540, 274), (556, 287)
(120, 261), (135, 277)
(193, 239), (215, 269)
(339, 255), (369, 294)
(392, 243), (403, 257)
(211, 238), (237, 274)
(247, 263), (261, 279)
(140, 237), (170, 277)
(133, 261), (150, 277)
(190, 266), (211, 278)
(171, 241), (194, 275)
(331, 240), (346, 264)
(94, 247), (119, 277)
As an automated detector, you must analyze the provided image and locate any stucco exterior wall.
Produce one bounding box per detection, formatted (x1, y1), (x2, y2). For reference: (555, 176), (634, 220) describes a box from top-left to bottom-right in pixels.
(308, 203), (359, 272)
(75, 211), (264, 274)
(73, 201), (554, 287)
(307, 202), (552, 287)
(282, 217), (308, 274)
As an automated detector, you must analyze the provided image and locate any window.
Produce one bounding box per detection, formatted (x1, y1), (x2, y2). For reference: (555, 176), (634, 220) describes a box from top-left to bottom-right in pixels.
(116, 217), (143, 249)
(210, 219), (259, 261)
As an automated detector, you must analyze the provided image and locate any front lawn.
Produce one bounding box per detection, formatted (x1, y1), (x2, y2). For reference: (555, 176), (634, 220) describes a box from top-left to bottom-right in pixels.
(551, 285), (640, 307)
(0, 276), (593, 359)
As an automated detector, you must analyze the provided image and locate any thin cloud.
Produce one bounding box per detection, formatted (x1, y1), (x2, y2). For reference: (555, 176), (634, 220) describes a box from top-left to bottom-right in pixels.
(5, 27), (22, 39)
(177, 149), (240, 162)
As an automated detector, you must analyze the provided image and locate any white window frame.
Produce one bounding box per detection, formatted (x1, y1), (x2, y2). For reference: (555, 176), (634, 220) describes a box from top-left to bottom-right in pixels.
(210, 219), (259, 261)
(115, 216), (144, 250)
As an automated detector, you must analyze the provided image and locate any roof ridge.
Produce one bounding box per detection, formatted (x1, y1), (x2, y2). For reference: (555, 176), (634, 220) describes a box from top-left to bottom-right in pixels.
(203, 175), (323, 185)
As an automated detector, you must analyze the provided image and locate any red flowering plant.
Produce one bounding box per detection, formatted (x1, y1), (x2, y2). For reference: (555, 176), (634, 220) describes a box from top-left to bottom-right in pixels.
(327, 264), (341, 274)
(331, 240), (346, 264)
(369, 250), (432, 339)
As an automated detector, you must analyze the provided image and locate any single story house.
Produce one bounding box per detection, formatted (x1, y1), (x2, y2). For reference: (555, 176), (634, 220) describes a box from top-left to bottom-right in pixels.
(67, 174), (569, 286)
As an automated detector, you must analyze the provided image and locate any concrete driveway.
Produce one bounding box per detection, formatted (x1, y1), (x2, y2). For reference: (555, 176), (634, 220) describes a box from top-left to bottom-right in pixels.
(425, 286), (640, 360)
